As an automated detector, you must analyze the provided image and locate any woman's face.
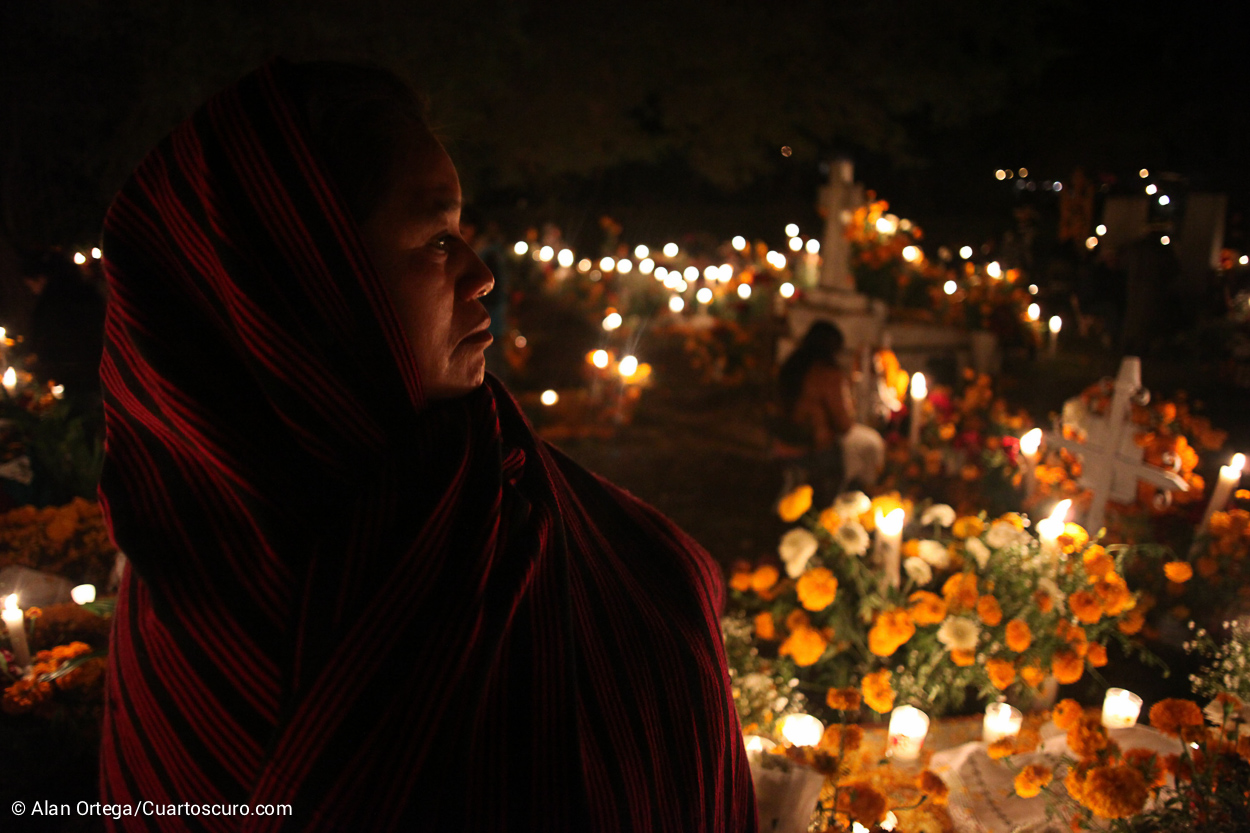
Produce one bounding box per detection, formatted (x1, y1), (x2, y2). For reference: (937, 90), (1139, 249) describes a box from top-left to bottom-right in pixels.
(358, 125), (494, 400)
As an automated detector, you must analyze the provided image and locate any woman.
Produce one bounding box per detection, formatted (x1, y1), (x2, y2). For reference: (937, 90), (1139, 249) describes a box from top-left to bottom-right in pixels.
(98, 60), (755, 831)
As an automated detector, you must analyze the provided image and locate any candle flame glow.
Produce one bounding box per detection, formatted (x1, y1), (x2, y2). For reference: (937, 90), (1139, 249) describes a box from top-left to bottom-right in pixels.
(1232, 453), (1246, 473)
(1020, 428), (1042, 456)
(71, 584), (96, 605)
(877, 507), (906, 536)
(779, 713), (824, 747)
(2, 367), (15, 391)
(910, 372), (926, 400)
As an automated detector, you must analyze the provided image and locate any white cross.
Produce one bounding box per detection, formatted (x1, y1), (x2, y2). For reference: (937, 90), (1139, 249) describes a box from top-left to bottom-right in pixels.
(1045, 356), (1188, 534)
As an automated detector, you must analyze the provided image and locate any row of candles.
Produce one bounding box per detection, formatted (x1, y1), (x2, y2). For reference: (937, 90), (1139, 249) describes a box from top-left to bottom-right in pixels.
(747, 688), (1144, 764)
(1, 585), (96, 673)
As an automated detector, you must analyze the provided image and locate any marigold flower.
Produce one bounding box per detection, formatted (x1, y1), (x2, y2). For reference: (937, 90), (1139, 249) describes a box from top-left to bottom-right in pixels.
(1122, 748), (1166, 789)
(1013, 764), (1053, 798)
(1064, 760), (1092, 802)
(1163, 561), (1193, 583)
(796, 567), (838, 611)
(818, 507), (841, 536)
(986, 658), (1016, 689)
(1053, 699), (1084, 731)
(778, 485), (813, 522)
(907, 590), (947, 625)
(1070, 590), (1103, 624)
(1081, 765), (1148, 819)
(942, 572), (979, 612)
(1086, 643), (1107, 667)
(1117, 607), (1145, 635)
(754, 611), (776, 640)
(729, 568), (753, 592)
(868, 608), (915, 657)
(1051, 649), (1084, 685)
(1005, 618), (1032, 653)
(836, 781), (887, 827)
(1068, 714), (1110, 759)
(785, 608), (811, 631)
(1147, 699), (1204, 737)
(976, 595), (1003, 626)
(951, 516), (985, 539)
(819, 723), (863, 752)
(861, 669), (895, 713)
(750, 564), (780, 593)
(987, 737), (1016, 759)
(1020, 664), (1045, 688)
(778, 625), (828, 667)
(826, 687), (862, 712)
(951, 648), (976, 666)
(1094, 573), (1134, 616)
(918, 769), (949, 803)
(1033, 590), (1054, 613)
(1057, 522), (1089, 554)
(1081, 545), (1114, 579)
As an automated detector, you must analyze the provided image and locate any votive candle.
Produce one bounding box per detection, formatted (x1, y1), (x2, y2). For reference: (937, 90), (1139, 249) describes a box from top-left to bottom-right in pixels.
(1101, 688), (1142, 729)
(2, 594), (31, 670)
(1201, 453), (1245, 530)
(873, 508), (906, 589)
(887, 705), (930, 762)
(983, 702), (1023, 744)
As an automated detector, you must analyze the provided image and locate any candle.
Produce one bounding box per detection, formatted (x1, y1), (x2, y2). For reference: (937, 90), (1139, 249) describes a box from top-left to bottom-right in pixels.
(1202, 453), (1245, 530)
(1102, 688), (1143, 729)
(2, 366), (15, 396)
(743, 734), (778, 756)
(2, 594), (31, 671)
(1036, 499), (1072, 565)
(779, 713), (824, 748)
(908, 372), (927, 446)
(1048, 316), (1062, 356)
(983, 702), (1024, 744)
(1019, 428), (1043, 497)
(874, 507), (906, 589)
(71, 584), (96, 605)
(887, 705), (930, 762)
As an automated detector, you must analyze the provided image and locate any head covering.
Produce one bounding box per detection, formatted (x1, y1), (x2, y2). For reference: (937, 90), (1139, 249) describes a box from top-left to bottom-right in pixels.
(98, 60), (755, 831)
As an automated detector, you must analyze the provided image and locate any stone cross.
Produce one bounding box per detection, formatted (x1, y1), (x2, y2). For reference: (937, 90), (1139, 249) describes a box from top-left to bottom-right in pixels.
(817, 159), (863, 292)
(1045, 356), (1189, 534)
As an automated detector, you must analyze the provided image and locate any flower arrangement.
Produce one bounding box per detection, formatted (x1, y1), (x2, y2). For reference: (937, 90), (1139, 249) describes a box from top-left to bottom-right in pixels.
(727, 486), (1157, 722)
(0, 498), (119, 586)
(0, 389), (104, 507)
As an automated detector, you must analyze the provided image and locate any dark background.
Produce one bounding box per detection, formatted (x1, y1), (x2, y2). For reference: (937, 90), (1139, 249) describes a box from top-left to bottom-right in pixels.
(3, 0), (1248, 262)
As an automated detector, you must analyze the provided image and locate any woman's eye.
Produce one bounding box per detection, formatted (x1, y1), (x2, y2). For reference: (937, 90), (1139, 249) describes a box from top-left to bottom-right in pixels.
(431, 235), (455, 252)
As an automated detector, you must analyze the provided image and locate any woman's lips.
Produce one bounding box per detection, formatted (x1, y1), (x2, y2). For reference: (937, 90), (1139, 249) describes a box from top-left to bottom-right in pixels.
(462, 328), (493, 345)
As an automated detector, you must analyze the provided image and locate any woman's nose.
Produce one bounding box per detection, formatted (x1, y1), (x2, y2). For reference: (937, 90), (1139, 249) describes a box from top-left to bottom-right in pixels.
(459, 250), (494, 301)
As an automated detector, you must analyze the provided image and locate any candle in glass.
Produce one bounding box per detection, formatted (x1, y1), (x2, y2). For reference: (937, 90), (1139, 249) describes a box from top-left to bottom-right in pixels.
(873, 508), (906, 589)
(71, 584), (96, 605)
(2, 594), (31, 670)
(887, 705), (930, 762)
(1201, 453), (1245, 530)
(1101, 688), (1143, 729)
(908, 372), (927, 446)
(779, 713), (824, 748)
(983, 702), (1023, 744)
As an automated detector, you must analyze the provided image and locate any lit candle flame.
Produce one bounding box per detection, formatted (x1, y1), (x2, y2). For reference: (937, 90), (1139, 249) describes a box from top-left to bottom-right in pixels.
(1231, 453), (1246, 473)
(779, 713), (824, 747)
(878, 507), (906, 536)
(910, 372), (927, 400)
(1020, 428), (1042, 456)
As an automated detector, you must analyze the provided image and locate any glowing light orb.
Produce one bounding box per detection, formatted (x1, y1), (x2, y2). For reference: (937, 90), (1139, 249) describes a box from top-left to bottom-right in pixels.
(514, 241), (529, 255)
(943, 280), (957, 295)
(557, 248), (574, 267)
(663, 242), (679, 257)
(540, 389), (559, 406)
(591, 349), (610, 368)
(737, 283), (752, 300)
(696, 287), (713, 304)
(668, 296), (685, 313)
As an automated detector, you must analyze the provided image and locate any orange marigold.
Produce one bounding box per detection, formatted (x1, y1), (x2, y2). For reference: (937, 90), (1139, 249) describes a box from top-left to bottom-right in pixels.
(1094, 572), (1134, 616)
(729, 568), (753, 592)
(818, 507), (841, 536)
(1147, 698), (1204, 737)
(907, 590), (947, 625)
(754, 611), (776, 640)
(1005, 619), (1032, 653)
(778, 625), (828, 667)
(1064, 760), (1093, 802)
(976, 595), (1003, 626)
(1081, 765), (1148, 819)
(836, 782), (887, 827)
(952, 516), (985, 539)
(751, 564), (780, 593)
(819, 723), (864, 752)
(918, 770), (949, 803)
(1033, 590), (1054, 613)
(1068, 715), (1110, 759)
(1070, 590), (1103, 624)
(1118, 607), (1145, 635)
(778, 485), (813, 522)
(1163, 561), (1193, 583)
(1086, 643), (1108, 667)
(1058, 522), (1089, 554)
(861, 669), (895, 714)
(987, 737), (1016, 759)
(868, 608), (915, 657)
(1123, 748), (1166, 789)
(796, 567), (838, 611)
(1082, 545), (1114, 579)
(1053, 699), (1084, 731)
(785, 609), (811, 631)
(1020, 664), (1046, 688)
(942, 572), (979, 612)
(951, 648), (976, 666)
(1013, 764), (1053, 798)
(986, 658), (1016, 690)
(826, 687), (862, 712)
(1051, 649), (1084, 685)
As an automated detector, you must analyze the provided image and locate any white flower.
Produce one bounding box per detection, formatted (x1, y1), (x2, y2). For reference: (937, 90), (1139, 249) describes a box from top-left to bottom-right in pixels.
(917, 539), (950, 569)
(965, 537), (991, 570)
(936, 617), (981, 652)
(1062, 397), (1088, 438)
(779, 528), (819, 577)
(834, 491), (871, 519)
(986, 520), (1030, 550)
(920, 504), (956, 527)
(834, 521), (870, 557)
(1036, 577), (1065, 612)
(903, 556), (933, 586)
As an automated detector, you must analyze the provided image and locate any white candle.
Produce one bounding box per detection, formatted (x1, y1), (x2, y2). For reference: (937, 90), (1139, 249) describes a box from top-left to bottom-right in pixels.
(1202, 453), (1245, 530)
(1036, 499), (1072, 565)
(71, 584), (96, 605)
(779, 713), (824, 748)
(2, 594), (31, 671)
(1048, 316), (1062, 356)
(1102, 688), (1143, 729)
(2, 367), (15, 396)
(874, 508), (906, 589)
(887, 705), (930, 762)
(983, 702), (1023, 744)
(909, 372), (927, 446)
(1019, 428), (1042, 497)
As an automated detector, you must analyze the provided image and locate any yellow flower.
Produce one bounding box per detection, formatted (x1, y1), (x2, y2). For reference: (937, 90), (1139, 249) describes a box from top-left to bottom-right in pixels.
(976, 595), (1002, 626)
(908, 591), (947, 625)
(796, 567), (838, 611)
(951, 516), (985, 539)
(818, 507), (841, 536)
(778, 485), (813, 522)
(861, 669), (895, 713)
(986, 658), (1016, 689)
(779, 626), (828, 667)
(1005, 619), (1032, 653)
(1013, 764), (1053, 798)
(1163, 561), (1193, 583)
(868, 609), (915, 657)
(1057, 522), (1088, 554)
